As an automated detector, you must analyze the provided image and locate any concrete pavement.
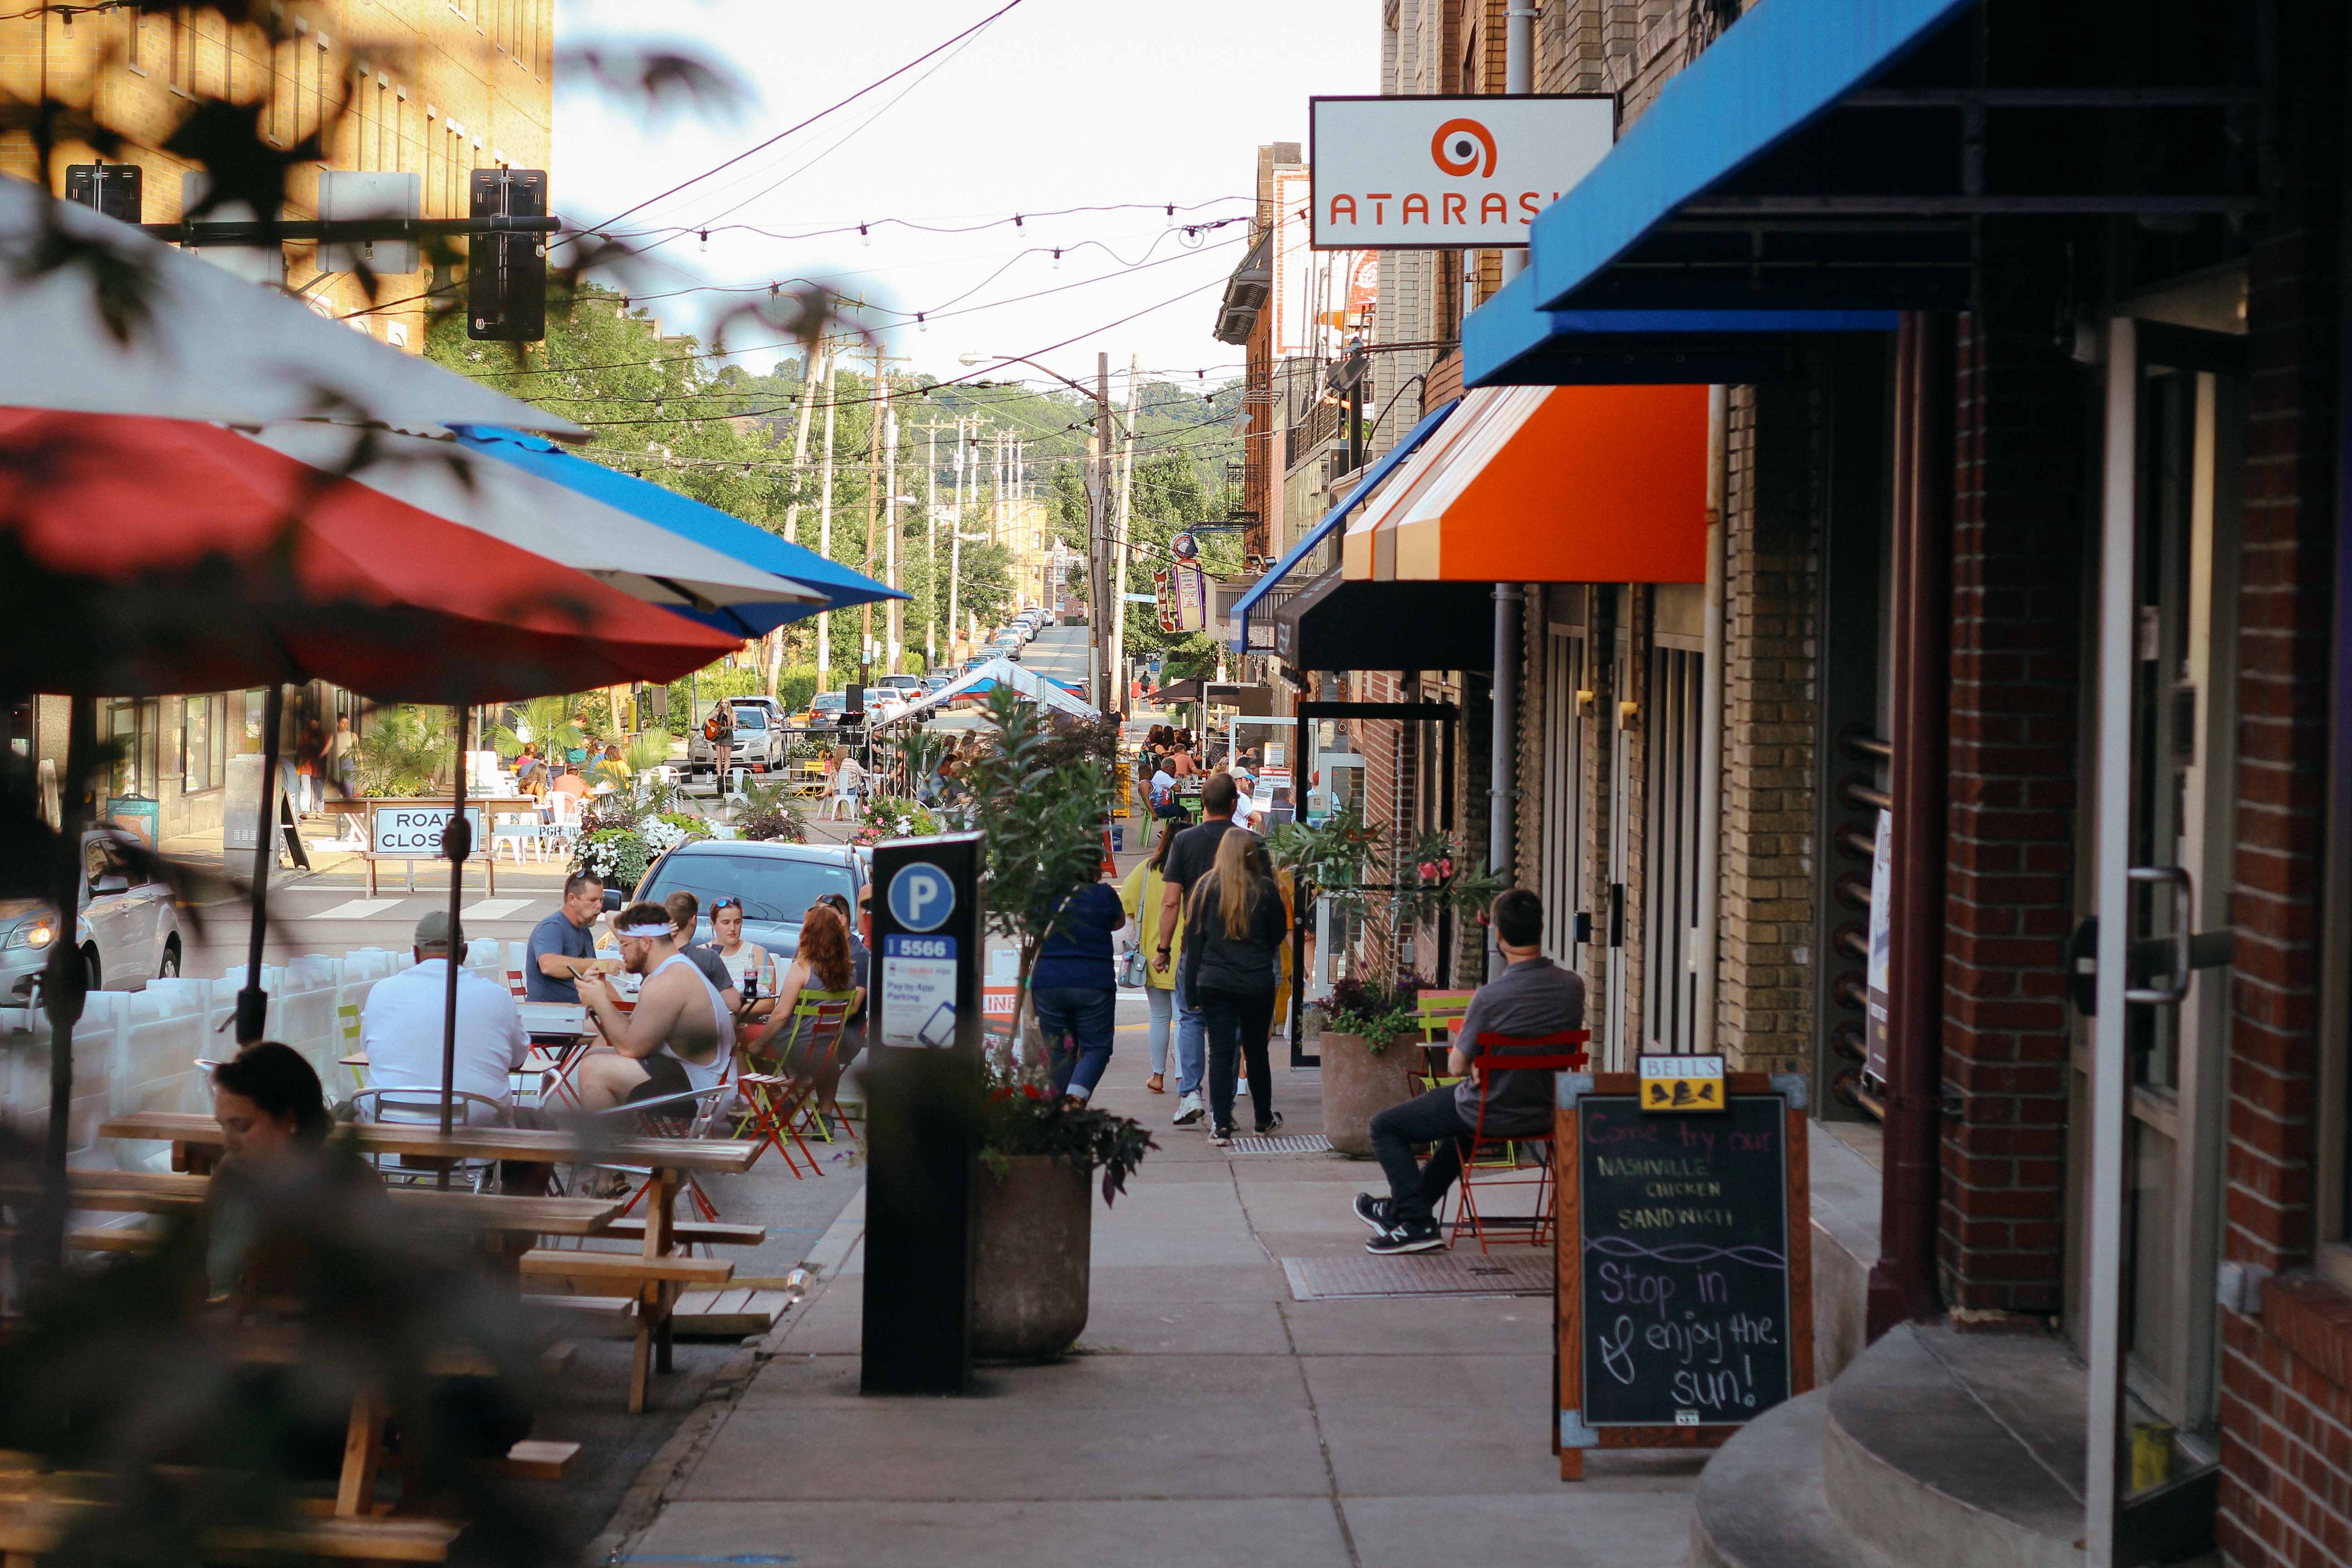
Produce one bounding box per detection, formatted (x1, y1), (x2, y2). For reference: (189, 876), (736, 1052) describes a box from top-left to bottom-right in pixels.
(605, 1061), (1703, 1568)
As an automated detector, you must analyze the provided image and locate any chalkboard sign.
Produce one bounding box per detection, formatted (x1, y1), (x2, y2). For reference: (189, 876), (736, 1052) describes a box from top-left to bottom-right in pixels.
(1555, 1073), (1812, 1480)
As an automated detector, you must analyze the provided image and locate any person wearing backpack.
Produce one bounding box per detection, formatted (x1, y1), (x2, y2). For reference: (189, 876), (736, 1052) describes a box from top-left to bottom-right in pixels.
(1119, 820), (1183, 1094)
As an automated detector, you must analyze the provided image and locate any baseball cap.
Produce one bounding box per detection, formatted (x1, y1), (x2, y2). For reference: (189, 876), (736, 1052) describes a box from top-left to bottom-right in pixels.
(413, 910), (465, 952)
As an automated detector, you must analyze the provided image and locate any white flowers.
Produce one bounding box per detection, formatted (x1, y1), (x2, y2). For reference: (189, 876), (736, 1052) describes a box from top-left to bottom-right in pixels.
(644, 818), (691, 853)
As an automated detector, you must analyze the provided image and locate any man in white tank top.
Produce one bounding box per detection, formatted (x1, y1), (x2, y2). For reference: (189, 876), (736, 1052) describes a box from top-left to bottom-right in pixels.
(575, 902), (736, 1112)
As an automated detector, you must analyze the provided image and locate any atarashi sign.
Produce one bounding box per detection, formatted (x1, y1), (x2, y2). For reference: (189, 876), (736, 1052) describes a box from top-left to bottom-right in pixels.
(1309, 95), (1614, 250)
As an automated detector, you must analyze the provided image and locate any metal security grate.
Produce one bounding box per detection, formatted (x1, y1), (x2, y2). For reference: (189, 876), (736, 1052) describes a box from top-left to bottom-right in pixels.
(1281, 1252), (1553, 1300)
(1228, 1133), (1333, 1155)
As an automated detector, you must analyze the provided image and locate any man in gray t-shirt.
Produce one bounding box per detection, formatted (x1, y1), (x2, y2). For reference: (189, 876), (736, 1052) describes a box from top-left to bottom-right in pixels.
(1355, 887), (1586, 1254)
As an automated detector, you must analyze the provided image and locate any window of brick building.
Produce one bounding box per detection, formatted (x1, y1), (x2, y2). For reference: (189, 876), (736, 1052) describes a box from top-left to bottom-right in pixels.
(1643, 641), (1705, 1054)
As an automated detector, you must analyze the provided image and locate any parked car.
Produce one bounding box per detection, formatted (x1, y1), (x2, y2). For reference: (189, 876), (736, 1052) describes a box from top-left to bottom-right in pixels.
(1, 831), (183, 1005)
(687, 696), (787, 779)
(806, 691), (848, 730)
(627, 839), (866, 962)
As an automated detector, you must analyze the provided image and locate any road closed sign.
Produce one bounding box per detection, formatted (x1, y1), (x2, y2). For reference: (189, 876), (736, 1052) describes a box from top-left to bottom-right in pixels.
(1308, 96), (1615, 250)
(369, 804), (487, 858)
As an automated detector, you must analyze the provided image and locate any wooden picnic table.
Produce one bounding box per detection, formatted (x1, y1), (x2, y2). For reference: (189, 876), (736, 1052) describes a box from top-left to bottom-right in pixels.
(33, 1170), (625, 1238)
(98, 1113), (755, 1413)
(96, 1112), (757, 1175)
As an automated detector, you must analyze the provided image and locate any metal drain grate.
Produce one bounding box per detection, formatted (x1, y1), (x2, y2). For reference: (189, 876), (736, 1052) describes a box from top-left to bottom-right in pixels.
(1282, 1251), (1553, 1300)
(1228, 1133), (1332, 1155)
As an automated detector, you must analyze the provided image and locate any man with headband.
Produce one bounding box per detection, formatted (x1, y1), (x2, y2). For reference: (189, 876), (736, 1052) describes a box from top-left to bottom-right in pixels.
(573, 901), (736, 1112)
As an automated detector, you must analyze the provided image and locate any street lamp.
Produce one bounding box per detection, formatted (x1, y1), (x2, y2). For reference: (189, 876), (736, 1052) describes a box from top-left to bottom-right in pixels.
(958, 352), (1126, 713)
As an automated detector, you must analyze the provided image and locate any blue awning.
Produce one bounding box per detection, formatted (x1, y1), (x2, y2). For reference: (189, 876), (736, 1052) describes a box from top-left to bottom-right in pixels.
(451, 426), (906, 625)
(1529, 0), (2258, 314)
(1229, 398), (1459, 652)
(1529, 0), (1975, 312)
(1463, 269), (1896, 388)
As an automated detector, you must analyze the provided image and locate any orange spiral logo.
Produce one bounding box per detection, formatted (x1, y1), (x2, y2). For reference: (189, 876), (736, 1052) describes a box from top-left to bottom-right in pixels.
(1430, 118), (1498, 178)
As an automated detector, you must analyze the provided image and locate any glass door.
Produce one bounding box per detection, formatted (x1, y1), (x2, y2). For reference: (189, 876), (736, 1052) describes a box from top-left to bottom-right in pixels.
(1603, 622), (1633, 1071)
(1540, 628), (1588, 964)
(2078, 316), (2243, 1558)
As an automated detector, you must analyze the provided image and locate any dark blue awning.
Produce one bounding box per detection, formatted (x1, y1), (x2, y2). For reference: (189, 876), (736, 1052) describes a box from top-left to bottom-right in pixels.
(1229, 398), (1458, 652)
(1463, 269), (1896, 388)
(1528, 0), (2261, 314)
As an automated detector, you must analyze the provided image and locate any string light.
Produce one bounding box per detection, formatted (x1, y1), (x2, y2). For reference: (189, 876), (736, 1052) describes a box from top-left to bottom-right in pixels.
(698, 230), (709, 251)
(916, 312), (927, 333)
(858, 223), (870, 246)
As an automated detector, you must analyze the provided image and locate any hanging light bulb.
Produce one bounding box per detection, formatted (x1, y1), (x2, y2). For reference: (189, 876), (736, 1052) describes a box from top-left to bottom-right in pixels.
(1051, 248), (1062, 270)
(653, 399), (664, 416)
(916, 312), (927, 334)
(1165, 203), (1176, 226)
(859, 223), (870, 247)
(698, 230), (709, 251)
(742, 462), (753, 476)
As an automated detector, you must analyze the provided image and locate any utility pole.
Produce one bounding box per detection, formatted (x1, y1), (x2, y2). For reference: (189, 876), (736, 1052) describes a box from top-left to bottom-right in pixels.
(948, 416), (968, 657)
(1091, 350), (1115, 715)
(922, 420), (940, 667)
(883, 402), (902, 672)
(815, 350), (840, 681)
(860, 344), (912, 687)
(1109, 352), (1140, 710)
(769, 340), (828, 698)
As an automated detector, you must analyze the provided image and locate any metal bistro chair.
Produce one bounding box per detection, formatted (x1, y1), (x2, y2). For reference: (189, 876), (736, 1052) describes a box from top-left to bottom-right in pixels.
(734, 990), (855, 1177)
(571, 1083), (733, 1225)
(1444, 1030), (1591, 1253)
(1408, 989), (1476, 1095)
(348, 1087), (514, 1194)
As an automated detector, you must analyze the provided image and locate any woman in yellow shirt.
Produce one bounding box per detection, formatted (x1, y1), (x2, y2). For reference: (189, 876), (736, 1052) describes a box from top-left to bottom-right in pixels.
(1119, 820), (1182, 1094)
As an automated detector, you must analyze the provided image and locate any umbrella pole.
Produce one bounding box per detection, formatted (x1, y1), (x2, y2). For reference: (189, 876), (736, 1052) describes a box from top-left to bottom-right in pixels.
(236, 685), (285, 1044)
(36, 695), (98, 1280)
(437, 706), (472, 1176)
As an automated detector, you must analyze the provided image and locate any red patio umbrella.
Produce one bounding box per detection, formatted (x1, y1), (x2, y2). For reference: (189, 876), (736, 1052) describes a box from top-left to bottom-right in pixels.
(0, 408), (736, 700)
(0, 409), (739, 1245)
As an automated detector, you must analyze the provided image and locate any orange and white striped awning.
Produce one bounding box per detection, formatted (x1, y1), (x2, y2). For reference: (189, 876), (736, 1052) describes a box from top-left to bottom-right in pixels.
(1341, 383), (1710, 583)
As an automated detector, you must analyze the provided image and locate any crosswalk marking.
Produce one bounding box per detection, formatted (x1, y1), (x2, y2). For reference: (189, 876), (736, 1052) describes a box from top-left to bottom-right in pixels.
(461, 898), (535, 921)
(311, 898), (405, 920)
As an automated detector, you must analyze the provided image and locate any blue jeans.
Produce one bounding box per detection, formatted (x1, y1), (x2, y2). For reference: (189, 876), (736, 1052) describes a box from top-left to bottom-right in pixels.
(1033, 985), (1118, 1100)
(1145, 984), (1174, 1075)
(1172, 966), (1206, 1098)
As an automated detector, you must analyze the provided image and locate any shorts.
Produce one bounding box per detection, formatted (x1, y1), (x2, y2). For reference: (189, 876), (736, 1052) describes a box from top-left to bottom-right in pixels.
(626, 1052), (694, 1104)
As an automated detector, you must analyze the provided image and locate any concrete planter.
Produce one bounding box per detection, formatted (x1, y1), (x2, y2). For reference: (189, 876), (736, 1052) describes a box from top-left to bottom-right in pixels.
(970, 1153), (1093, 1361)
(1318, 1031), (1421, 1157)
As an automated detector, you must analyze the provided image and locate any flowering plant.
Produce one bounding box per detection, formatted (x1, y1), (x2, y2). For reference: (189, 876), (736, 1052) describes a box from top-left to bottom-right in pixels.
(849, 795), (939, 848)
(1392, 829), (1508, 928)
(572, 801), (712, 892)
(1320, 972), (1427, 1049)
(978, 1038), (1155, 1205)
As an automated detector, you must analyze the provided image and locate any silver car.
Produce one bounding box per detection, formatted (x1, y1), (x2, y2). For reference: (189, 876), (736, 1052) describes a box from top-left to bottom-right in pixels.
(1, 832), (185, 1005)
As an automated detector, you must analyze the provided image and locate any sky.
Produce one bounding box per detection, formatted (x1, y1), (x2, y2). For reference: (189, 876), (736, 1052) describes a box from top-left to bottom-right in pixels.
(552, 0), (1377, 396)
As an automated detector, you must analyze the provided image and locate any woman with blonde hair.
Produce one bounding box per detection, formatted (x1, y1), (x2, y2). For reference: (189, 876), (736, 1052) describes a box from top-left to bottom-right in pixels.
(1178, 828), (1287, 1145)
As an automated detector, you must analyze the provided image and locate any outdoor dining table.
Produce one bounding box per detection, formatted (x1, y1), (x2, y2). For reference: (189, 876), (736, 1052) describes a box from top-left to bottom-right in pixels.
(98, 1112), (758, 1411)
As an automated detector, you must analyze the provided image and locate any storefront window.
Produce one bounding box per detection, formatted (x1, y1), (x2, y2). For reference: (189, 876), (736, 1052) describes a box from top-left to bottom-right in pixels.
(104, 697), (159, 799)
(240, 689), (268, 754)
(181, 694), (226, 791)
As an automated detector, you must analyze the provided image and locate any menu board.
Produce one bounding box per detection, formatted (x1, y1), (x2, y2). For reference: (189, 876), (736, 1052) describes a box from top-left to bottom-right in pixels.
(1556, 1075), (1812, 1477)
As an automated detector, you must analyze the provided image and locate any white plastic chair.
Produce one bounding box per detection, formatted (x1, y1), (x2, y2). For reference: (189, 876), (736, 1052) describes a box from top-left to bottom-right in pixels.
(491, 811), (542, 866)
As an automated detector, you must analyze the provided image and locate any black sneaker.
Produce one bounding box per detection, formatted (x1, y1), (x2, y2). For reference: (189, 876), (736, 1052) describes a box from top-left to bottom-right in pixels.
(1366, 1221), (1446, 1255)
(1352, 1192), (1395, 1233)
(1254, 1111), (1284, 1137)
(1208, 1125), (1233, 1146)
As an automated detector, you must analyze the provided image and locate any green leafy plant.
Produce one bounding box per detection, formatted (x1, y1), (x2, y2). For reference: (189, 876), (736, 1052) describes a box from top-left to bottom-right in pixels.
(979, 1060), (1156, 1205)
(850, 795), (939, 848)
(1393, 829), (1510, 928)
(492, 694), (583, 762)
(351, 705), (452, 797)
(728, 779), (808, 843)
(626, 730), (674, 774)
(1321, 972), (1427, 1050)
(1266, 807), (1386, 916)
(964, 686), (1117, 1003)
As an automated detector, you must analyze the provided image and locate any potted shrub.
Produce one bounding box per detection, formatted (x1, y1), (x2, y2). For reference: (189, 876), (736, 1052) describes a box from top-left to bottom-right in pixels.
(1315, 973), (1428, 1157)
(970, 1071), (1153, 1360)
(955, 688), (1152, 1357)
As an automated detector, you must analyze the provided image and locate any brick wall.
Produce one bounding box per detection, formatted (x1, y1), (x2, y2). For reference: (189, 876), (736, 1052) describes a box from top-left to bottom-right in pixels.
(2216, 7), (2348, 1560)
(1717, 381), (1820, 1076)
(1935, 296), (2088, 1317)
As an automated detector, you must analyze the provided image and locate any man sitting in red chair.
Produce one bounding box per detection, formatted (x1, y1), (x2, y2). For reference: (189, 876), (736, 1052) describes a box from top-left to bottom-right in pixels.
(1357, 888), (1585, 1254)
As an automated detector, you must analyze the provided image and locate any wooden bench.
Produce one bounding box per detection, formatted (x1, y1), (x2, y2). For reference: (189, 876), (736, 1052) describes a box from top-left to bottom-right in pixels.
(515, 1249), (734, 1289)
(601, 1219), (766, 1248)
(0, 1502), (462, 1563)
(486, 1441), (581, 1481)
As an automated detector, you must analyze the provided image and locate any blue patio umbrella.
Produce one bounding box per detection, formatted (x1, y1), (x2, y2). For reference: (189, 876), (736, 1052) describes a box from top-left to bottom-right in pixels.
(450, 425), (906, 625)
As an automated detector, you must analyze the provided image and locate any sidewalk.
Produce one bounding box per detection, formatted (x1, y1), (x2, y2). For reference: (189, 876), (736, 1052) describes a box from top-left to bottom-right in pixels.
(605, 1061), (1702, 1568)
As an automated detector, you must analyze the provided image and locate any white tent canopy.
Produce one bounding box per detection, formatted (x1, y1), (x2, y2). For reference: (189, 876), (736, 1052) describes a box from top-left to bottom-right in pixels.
(877, 657), (1097, 726)
(0, 176), (580, 436)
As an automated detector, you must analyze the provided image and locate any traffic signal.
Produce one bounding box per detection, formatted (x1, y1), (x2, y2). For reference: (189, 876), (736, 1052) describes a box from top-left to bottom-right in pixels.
(467, 167), (546, 342)
(65, 163), (143, 223)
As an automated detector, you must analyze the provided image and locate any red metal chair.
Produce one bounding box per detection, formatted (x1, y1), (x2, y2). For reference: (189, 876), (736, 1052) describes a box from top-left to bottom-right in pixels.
(1445, 1029), (1590, 1253)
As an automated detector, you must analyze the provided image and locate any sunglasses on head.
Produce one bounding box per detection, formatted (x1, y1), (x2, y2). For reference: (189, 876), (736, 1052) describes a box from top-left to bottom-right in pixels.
(711, 897), (743, 913)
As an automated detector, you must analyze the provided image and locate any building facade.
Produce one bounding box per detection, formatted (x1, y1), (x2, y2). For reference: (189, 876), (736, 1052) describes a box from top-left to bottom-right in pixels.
(1, 0), (555, 848)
